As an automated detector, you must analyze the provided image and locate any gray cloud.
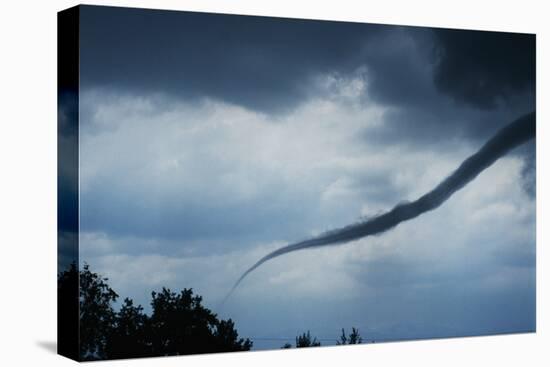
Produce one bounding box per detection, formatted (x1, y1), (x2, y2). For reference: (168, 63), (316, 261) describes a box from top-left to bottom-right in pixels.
(227, 112), (535, 298)
(519, 141), (536, 199)
(79, 6), (535, 147)
(79, 5), (381, 114)
(79, 86), (392, 252)
(75, 6), (536, 348)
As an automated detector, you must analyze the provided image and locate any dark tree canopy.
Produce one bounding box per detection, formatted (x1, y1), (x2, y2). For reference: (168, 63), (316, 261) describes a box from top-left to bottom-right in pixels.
(58, 263), (252, 361)
(79, 263), (119, 359)
(59, 263), (367, 360)
(105, 298), (151, 359)
(282, 328), (364, 349)
(295, 330), (321, 348)
(336, 328), (363, 345)
(148, 288), (252, 356)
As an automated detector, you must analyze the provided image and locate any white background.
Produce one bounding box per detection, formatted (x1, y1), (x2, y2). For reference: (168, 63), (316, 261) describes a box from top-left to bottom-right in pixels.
(0, 0), (547, 365)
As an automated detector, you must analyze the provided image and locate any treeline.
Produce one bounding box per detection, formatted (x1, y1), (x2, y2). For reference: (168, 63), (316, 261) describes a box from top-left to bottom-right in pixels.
(282, 328), (363, 348)
(58, 263), (365, 361)
(58, 263), (251, 360)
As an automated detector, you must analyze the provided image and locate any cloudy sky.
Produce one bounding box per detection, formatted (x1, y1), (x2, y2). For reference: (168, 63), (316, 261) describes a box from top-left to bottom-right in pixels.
(72, 5), (535, 349)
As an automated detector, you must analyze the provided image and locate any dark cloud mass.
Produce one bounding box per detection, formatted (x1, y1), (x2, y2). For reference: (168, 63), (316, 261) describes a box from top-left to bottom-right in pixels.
(80, 5), (381, 113)
(432, 28), (535, 109)
(360, 27), (535, 144)
(80, 6), (535, 143)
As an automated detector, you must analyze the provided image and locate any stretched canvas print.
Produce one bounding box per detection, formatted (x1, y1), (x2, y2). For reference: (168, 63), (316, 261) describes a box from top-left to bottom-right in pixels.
(58, 4), (536, 361)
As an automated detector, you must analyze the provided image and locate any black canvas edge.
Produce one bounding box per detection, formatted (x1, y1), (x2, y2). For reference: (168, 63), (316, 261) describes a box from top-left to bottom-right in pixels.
(58, 5), (80, 362)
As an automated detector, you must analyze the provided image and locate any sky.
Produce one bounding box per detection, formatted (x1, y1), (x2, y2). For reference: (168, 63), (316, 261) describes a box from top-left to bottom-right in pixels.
(68, 5), (535, 349)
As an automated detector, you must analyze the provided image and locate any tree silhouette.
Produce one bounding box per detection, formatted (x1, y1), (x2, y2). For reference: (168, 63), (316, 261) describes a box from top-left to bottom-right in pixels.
(149, 287), (252, 356)
(149, 288), (217, 355)
(295, 330), (321, 348)
(60, 263), (368, 360)
(283, 327), (366, 348)
(336, 327), (363, 345)
(79, 263), (118, 360)
(213, 319), (253, 352)
(58, 263), (252, 360)
(105, 298), (152, 359)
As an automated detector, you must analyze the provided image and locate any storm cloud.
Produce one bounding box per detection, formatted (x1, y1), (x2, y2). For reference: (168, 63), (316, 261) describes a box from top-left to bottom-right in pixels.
(432, 28), (535, 109)
(227, 111), (535, 299)
(80, 6), (535, 143)
(76, 5), (536, 349)
(79, 5), (379, 113)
